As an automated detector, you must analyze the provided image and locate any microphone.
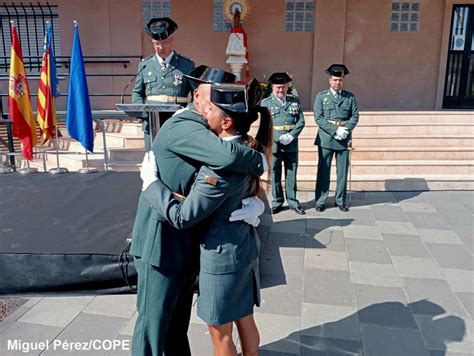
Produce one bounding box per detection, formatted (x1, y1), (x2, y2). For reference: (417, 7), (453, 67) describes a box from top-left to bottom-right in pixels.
(121, 64), (147, 104)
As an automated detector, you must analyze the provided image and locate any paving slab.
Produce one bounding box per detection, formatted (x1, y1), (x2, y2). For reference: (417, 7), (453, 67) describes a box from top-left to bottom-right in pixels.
(304, 269), (354, 307)
(382, 233), (432, 258)
(391, 256), (445, 279)
(349, 262), (401, 288)
(417, 228), (465, 245)
(425, 243), (474, 271)
(345, 239), (392, 264)
(342, 225), (383, 240)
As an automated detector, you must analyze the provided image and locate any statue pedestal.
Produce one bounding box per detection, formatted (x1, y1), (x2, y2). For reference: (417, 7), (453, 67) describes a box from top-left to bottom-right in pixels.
(226, 56), (247, 82)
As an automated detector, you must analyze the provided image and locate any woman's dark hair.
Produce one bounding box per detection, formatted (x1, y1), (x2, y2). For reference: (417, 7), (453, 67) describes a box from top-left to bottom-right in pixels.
(226, 106), (273, 195)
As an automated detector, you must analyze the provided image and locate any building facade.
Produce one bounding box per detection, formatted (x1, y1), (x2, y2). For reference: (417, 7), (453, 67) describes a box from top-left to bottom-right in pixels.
(0, 0), (473, 110)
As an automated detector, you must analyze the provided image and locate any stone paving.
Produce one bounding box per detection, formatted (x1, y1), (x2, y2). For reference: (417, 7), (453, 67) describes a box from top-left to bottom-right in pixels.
(0, 191), (473, 355)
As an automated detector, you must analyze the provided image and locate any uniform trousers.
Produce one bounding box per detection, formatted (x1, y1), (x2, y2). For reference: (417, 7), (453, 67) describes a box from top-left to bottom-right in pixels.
(272, 152), (299, 209)
(315, 146), (349, 207)
(132, 257), (198, 356)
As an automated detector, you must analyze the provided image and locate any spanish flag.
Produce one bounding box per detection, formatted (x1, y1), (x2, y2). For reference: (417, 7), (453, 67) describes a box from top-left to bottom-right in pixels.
(8, 23), (37, 160)
(37, 23), (58, 145)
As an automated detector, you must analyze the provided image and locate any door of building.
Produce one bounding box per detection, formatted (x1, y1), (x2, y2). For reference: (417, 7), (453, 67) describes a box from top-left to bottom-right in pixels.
(443, 5), (474, 109)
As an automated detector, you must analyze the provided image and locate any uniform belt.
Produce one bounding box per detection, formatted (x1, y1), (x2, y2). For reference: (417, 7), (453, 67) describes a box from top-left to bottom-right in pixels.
(147, 95), (189, 104)
(274, 124), (295, 131)
(328, 120), (347, 127)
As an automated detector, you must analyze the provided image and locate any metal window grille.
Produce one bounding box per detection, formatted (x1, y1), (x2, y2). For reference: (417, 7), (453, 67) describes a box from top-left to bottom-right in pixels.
(0, 3), (61, 75)
(142, 0), (172, 26)
(391, 1), (420, 32)
(285, 0), (314, 32)
(213, 0), (231, 32)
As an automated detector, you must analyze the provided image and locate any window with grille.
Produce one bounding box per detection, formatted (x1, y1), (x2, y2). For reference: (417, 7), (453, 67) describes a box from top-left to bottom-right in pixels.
(391, 1), (420, 32)
(213, 0), (232, 32)
(285, 0), (314, 32)
(0, 4), (61, 75)
(142, 0), (172, 26)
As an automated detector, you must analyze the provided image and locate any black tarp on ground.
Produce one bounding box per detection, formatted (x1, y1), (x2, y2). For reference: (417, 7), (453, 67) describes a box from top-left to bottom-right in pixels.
(0, 172), (140, 294)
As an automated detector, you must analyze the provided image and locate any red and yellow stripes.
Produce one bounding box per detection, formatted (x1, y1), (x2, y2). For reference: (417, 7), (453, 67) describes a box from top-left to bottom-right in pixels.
(8, 24), (37, 160)
(37, 46), (57, 144)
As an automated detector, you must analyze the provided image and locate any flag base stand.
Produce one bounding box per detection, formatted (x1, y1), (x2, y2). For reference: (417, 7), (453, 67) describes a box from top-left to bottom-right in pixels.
(48, 167), (68, 175)
(18, 167), (38, 175)
(0, 166), (14, 174)
(78, 167), (98, 174)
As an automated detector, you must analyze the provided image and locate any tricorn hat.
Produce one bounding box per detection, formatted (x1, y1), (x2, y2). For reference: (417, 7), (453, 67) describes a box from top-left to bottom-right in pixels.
(211, 78), (263, 116)
(144, 17), (178, 41)
(184, 65), (236, 86)
(325, 64), (350, 77)
(268, 72), (293, 85)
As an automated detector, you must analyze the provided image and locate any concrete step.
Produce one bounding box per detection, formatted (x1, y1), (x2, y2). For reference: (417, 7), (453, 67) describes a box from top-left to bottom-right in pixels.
(291, 123), (474, 136)
(302, 111), (473, 125)
(94, 132), (145, 149)
(272, 174), (474, 191)
(108, 148), (146, 161)
(296, 135), (474, 148)
(297, 146), (474, 161)
(296, 160), (474, 175)
(101, 119), (142, 135)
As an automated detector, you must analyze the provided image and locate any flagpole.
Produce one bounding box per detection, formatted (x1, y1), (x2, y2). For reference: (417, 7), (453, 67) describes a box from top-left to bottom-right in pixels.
(48, 124), (68, 175)
(18, 157), (38, 175)
(78, 149), (97, 174)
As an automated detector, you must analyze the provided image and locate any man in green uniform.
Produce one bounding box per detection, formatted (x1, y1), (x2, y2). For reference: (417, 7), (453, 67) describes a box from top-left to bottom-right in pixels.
(130, 66), (267, 356)
(132, 17), (195, 150)
(261, 72), (305, 215)
(313, 64), (359, 212)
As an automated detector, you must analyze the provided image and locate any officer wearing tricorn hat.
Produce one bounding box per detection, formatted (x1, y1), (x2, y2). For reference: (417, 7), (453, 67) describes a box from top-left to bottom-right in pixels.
(261, 72), (306, 215)
(313, 64), (359, 212)
(132, 17), (195, 150)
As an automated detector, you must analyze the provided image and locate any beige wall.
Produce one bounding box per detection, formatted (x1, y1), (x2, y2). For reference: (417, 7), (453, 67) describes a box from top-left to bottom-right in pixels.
(3, 0), (474, 111)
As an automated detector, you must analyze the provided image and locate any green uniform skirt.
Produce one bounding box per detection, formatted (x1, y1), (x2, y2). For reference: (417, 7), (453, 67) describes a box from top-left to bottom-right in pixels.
(197, 258), (260, 325)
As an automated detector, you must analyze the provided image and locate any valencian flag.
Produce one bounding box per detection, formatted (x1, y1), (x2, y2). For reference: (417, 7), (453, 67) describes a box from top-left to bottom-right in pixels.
(37, 22), (59, 144)
(66, 21), (93, 152)
(8, 22), (37, 160)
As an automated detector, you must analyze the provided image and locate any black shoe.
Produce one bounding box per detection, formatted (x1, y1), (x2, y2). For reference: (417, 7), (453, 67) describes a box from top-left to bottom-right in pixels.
(336, 204), (349, 212)
(315, 205), (326, 212)
(271, 206), (283, 214)
(291, 206), (306, 215)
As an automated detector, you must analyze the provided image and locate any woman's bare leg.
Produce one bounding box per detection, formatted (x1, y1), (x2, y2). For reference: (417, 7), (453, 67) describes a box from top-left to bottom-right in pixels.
(208, 322), (238, 356)
(236, 314), (259, 356)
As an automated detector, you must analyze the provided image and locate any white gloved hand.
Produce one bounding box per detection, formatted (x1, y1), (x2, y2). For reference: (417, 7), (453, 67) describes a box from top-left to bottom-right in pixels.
(229, 196), (265, 227)
(140, 151), (158, 191)
(285, 134), (294, 144)
(334, 134), (343, 141)
(278, 134), (289, 145)
(336, 127), (349, 140)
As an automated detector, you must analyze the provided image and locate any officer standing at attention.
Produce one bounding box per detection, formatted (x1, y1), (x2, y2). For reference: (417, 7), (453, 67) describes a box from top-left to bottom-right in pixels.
(314, 64), (359, 212)
(261, 72), (305, 215)
(132, 17), (195, 150)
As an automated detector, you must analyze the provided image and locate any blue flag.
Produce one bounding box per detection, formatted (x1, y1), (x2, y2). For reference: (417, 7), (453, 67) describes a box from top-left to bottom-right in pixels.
(66, 22), (93, 152)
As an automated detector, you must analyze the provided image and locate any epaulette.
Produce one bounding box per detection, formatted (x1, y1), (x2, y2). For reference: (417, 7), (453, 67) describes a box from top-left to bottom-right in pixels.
(261, 96), (271, 103)
(318, 89), (329, 95)
(176, 53), (194, 63)
(141, 54), (154, 62)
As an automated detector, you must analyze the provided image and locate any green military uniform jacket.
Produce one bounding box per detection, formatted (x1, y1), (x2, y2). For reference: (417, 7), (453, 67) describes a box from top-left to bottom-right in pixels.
(313, 89), (359, 150)
(131, 51), (195, 104)
(261, 94), (305, 153)
(130, 105), (265, 270)
(140, 139), (259, 274)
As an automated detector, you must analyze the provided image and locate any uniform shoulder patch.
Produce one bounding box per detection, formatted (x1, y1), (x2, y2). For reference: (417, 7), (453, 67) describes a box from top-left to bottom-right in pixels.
(141, 54), (154, 62)
(204, 175), (218, 186)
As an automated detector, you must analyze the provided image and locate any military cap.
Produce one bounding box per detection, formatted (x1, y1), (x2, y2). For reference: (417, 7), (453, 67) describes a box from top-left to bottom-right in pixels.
(211, 78), (262, 114)
(326, 64), (350, 77)
(144, 17), (178, 41)
(268, 72), (292, 85)
(185, 65), (236, 86)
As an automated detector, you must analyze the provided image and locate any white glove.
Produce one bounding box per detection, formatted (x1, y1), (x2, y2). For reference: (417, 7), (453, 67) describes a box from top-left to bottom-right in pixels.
(285, 134), (294, 144)
(229, 196), (265, 227)
(278, 134), (289, 145)
(336, 127), (349, 140)
(140, 151), (158, 191)
(334, 134), (343, 141)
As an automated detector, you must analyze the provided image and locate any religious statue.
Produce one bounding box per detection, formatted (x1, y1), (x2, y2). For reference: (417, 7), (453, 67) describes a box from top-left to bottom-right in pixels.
(225, 6), (249, 81)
